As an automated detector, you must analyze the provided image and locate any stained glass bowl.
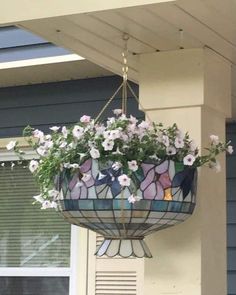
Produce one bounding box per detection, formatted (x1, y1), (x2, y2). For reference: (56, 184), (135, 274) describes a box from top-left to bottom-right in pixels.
(56, 159), (197, 258)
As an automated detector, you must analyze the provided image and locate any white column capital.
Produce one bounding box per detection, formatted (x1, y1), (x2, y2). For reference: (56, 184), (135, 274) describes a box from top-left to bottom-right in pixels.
(139, 48), (231, 118)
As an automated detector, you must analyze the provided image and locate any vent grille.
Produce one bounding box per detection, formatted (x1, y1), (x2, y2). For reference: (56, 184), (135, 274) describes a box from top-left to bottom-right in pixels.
(96, 271), (137, 295)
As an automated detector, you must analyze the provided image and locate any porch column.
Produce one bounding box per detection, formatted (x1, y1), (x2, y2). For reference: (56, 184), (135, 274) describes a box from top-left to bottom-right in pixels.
(139, 48), (231, 295)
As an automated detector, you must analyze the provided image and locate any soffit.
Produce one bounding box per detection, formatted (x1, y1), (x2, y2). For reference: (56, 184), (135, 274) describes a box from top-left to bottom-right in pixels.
(18, 0), (236, 83)
(0, 59), (111, 88)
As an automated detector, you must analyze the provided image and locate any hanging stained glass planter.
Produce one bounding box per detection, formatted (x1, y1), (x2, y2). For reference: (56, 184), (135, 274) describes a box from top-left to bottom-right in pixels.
(56, 159), (197, 258)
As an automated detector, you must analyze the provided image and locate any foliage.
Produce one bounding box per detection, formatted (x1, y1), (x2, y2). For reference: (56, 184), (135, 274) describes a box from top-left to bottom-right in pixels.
(7, 110), (233, 208)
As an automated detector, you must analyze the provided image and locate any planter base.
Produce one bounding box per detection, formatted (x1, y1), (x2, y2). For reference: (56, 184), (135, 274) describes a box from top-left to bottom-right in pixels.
(95, 238), (152, 258)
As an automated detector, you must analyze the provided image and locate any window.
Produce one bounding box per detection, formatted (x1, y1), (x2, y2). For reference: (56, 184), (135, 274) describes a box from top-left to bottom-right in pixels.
(0, 155), (81, 295)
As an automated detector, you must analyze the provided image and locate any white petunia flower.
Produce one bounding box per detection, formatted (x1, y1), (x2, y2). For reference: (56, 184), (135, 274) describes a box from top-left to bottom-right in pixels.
(128, 160), (138, 172)
(50, 126), (60, 132)
(48, 189), (59, 199)
(162, 135), (170, 147)
(174, 137), (184, 148)
(110, 130), (121, 140)
(149, 154), (160, 160)
(102, 139), (114, 151)
(41, 200), (52, 209)
(44, 140), (53, 149)
(45, 134), (52, 141)
(50, 201), (58, 209)
(82, 173), (91, 182)
(103, 131), (111, 139)
(80, 115), (91, 123)
(121, 133), (129, 141)
(227, 145), (234, 154)
(36, 146), (48, 157)
(62, 126), (68, 138)
(107, 117), (116, 126)
(112, 162), (122, 171)
(166, 146), (177, 155)
(6, 141), (16, 151)
(95, 125), (105, 136)
(59, 141), (67, 149)
(90, 147), (100, 159)
(190, 140), (197, 152)
(129, 115), (138, 125)
(120, 114), (127, 121)
(183, 154), (196, 166)
(113, 109), (122, 116)
(210, 135), (219, 145)
(33, 194), (44, 204)
(118, 174), (131, 187)
(70, 163), (79, 169)
(128, 194), (141, 204)
(1, 163), (5, 167)
(72, 125), (84, 139)
(127, 123), (136, 133)
(138, 121), (150, 129)
(33, 129), (44, 139)
(29, 160), (39, 173)
(63, 163), (70, 169)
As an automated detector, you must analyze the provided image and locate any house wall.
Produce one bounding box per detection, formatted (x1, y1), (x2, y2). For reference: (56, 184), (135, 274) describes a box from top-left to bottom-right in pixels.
(0, 76), (140, 138)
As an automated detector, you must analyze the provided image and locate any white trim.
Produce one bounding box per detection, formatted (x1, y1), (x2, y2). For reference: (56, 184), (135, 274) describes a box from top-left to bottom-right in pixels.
(69, 226), (81, 295)
(0, 150), (37, 161)
(0, 54), (85, 69)
(0, 267), (71, 277)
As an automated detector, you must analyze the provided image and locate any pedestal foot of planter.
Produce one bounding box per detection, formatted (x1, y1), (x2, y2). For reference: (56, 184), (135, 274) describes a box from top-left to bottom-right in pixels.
(95, 238), (152, 258)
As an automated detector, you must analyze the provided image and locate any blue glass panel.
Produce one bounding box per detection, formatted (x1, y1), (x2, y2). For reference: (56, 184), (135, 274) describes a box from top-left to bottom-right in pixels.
(168, 201), (182, 212)
(94, 199), (113, 210)
(78, 200), (94, 210)
(151, 201), (169, 211)
(113, 199), (131, 210)
(181, 202), (191, 213)
(133, 200), (151, 210)
(64, 200), (79, 210)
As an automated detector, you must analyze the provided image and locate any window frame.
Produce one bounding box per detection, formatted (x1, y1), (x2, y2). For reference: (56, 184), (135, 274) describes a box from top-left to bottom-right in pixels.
(0, 141), (88, 295)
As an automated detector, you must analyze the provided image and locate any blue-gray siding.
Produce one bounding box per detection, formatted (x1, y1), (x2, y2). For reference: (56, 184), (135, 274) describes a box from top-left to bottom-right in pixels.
(227, 124), (236, 295)
(0, 76), (140, 137)
(0, 26), (71, 62)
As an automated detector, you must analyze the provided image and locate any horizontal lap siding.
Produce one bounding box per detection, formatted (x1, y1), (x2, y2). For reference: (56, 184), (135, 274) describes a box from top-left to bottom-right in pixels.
(227, 124), (236, 295)
(0, 76), (141, 138)
(0, 26), (47, 49)
(0, 26), (70, 62)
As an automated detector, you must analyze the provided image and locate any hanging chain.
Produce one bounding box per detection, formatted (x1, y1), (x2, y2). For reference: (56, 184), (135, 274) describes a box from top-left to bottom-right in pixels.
(95, 83), (123, 123)
(95, 33), (151, 123)
(121, 33), (129, 115)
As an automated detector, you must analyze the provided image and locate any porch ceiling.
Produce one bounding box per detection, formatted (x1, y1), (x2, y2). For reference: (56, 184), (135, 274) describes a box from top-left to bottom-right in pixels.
(18, 0), (236, 83)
